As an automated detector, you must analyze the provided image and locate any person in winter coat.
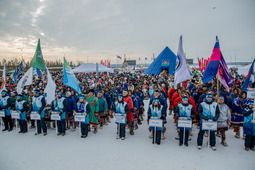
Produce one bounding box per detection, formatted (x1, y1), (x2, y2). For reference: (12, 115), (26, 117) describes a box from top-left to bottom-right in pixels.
(74, 96), (91, 138)
(0, 90), (13, 131)
(243, 100), (255, 151)
(65, 91), (76, 130)
(217, 96), (231, 147)
(113, 94), (129, 140)
(231, 91), (247, 139)
(175, 96), (195, 146)
(32, 89), (47, 136)
(15, 94), (28, 133)
(86, 89), (99, 134)
(97, 91), (108, 129)
(197, 92), (220, 151)
(123, 90), (134, 135)
(51, 91), (68, 136)
(148, 99), (164, 145)
(128, 90), (140, 130)
(149, 89), (168, 140)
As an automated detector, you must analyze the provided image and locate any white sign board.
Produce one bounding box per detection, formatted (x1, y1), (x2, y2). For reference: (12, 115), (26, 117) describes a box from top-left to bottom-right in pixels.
(177, 117), (192, 129)
(247, 88), (255, 99)
(114, 114), (126, 124)
(74, 114), (85, 122)
(0, 111), (5, 117)
(51, 112), (61, 121)
(202, 120), (217, 131)
(30, 111), (41, 120)
(149, 118), (163, 128)
(11, 111), (20, 119)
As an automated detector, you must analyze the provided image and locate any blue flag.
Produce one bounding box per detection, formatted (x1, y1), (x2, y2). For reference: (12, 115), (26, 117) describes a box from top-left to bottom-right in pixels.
(242, 59), (255, 92)
(13, 69), (17, 84)
(17, 61), (23, 80)
(63, 57), (81, 93)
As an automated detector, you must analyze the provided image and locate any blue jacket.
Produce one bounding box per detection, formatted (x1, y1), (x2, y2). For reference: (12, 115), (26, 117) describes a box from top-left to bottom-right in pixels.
(65, 97), (76, 113)
(149, 97), (167, 117)
(32, 95), (46, 118)
(198, 99), (220, 120)
(131, 95), (138, 111)
(15, 99), (28, 120)
(0, 95), (11, 116)
(76, 102), (91, 124)
(243, 107), (255, 136)
(175, 103), (195, 119)
(104, 92), (113, 109)
(147, 105), (163, 130)
(51, 97), (68, 120)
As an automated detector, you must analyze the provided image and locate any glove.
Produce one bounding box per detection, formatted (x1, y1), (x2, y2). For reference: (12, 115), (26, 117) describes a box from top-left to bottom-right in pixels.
(95, 112), (98, 116)
(160, 116), (165, 120)
(213, 117), (217, 121)
(59, 110), (63, 116)
(203, 117), (208, 121)
(38, 111), (42, 115)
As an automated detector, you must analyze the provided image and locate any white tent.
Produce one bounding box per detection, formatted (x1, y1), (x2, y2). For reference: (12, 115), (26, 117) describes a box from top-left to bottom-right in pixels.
(237, 63), (251, 75)
(73, 63), (114, 73)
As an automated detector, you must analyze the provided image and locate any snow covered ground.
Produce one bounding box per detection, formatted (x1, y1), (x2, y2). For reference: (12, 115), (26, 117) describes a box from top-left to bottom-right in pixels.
(0, 100), (254, 170)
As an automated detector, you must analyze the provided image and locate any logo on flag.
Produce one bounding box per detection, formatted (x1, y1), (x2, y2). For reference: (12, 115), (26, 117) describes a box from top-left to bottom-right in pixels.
(162, 61), (169, 66)
(175, 54), (182, 71)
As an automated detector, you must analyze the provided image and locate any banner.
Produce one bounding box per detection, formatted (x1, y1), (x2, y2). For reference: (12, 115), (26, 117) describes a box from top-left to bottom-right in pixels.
(30, 39), (45, 71)
(44, 67), (56, 104)
(17, 67), (33, 94)
(174, 35), (191, 89)
(63, 57), (81, 93)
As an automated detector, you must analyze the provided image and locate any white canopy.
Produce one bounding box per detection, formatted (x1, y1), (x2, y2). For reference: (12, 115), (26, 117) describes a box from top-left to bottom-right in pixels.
(237, 63), (252, 76)
(73, 63), (114, 73)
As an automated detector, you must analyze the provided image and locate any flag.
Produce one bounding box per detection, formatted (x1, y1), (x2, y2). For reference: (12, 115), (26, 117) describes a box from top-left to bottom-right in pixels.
(13, 69), (17, 84)
(174, 35), (191, 89)
(30, 39), (45, 71)
(63, 57), (81, 93)
(242, 59), (255, 91)
(33, 68), (42, 77)
(107, 60), (110, 68)
(117, 56), (122, 59)
(17, 67), (33, 94)
(0, 64), (6, 90)
(17, 61), (23, 80)
(202, 36), (221, 84)
(218, 52), (233, 91)
(44, 67), (56, 104)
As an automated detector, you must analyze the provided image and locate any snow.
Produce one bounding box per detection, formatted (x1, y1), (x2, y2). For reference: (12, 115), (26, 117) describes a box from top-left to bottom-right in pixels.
(0, 100), (254, 170)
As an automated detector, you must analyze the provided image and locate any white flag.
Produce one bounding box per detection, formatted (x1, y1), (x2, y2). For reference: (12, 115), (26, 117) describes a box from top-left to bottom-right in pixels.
(174, 35), (191, 89)
(1, 64), (6, 90)
(44, 67), (56, 104)
(17, 67), (33, 94)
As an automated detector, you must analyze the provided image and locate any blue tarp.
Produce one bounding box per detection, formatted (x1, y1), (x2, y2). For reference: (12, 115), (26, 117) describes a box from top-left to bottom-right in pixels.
(143, 46), (177, 75)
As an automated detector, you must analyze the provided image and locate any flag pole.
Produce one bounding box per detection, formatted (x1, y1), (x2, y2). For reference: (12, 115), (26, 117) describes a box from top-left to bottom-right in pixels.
(216, 71), (219, 104)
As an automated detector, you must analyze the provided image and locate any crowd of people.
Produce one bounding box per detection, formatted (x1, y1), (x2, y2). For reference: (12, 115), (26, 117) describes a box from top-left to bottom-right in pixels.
(0, 68), (255, 151)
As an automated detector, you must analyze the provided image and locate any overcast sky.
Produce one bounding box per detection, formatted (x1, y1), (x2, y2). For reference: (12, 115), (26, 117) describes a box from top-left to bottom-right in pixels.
(0, 0), (254, 64)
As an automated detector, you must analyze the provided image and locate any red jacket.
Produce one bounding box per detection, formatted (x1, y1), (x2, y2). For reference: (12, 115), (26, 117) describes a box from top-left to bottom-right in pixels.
(124, 96), (134, 122)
